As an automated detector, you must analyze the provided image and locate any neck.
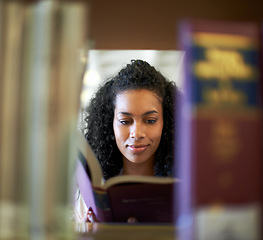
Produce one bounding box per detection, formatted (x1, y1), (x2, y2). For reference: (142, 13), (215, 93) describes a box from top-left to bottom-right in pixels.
(122, 158), (154, 176)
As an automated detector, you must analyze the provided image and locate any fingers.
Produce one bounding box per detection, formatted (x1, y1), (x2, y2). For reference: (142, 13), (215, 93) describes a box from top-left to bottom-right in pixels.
(86, 207), (99, 223)
(127, 216), (138, 224)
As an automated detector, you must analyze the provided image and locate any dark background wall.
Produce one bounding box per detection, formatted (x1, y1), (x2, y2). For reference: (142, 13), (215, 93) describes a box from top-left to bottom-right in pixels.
(87, 0), (263, 50)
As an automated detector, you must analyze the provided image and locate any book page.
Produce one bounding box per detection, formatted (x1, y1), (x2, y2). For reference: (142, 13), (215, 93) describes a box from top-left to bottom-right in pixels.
(75, 160), (98, 216)
(103, 175), (179, 190)
(77, 130), (103, 187)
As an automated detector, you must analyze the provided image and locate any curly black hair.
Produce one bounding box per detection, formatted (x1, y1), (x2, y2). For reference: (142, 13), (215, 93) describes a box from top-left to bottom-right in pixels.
(83, 59), (178, 180)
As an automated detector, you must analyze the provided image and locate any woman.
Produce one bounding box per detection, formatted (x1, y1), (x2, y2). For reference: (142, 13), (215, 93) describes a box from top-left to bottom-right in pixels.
(75, 59), (179, 224)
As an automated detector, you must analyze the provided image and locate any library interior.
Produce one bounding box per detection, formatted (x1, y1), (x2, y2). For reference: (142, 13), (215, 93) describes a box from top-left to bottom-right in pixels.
(0, 0), (262, 239)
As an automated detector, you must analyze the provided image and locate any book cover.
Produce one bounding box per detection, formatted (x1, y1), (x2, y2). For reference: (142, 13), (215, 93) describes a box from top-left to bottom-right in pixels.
(176, 19), (263, 240)
(75, 130), (179, 223)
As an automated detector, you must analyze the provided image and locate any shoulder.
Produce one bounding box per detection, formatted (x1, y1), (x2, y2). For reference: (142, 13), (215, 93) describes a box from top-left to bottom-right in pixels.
(74, 191), (88, 223)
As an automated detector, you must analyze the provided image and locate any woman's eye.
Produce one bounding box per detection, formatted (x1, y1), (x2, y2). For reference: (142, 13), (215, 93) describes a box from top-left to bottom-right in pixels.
(146, 119), (157, 124)
(120, 120), (130, 125)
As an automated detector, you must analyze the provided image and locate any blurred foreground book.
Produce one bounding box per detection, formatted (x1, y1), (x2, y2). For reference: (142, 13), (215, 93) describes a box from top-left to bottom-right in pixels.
(176, 19), (263, 240)
(0, 1), (89, 239)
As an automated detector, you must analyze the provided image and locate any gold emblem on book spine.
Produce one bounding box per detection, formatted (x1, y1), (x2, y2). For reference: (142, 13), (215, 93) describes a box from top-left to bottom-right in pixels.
(194, 33), (258, 106)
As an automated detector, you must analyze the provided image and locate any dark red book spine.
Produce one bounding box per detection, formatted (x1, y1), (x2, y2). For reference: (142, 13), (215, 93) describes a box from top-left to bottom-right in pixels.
(176, 19), (263, 240)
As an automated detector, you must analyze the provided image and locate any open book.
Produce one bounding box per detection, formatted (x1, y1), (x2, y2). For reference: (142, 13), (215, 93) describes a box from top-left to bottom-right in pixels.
(75, 130), (179, 223)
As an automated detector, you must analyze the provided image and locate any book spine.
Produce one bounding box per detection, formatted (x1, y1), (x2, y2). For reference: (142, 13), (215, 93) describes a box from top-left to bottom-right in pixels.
(93, 189), (113, 222)
(22, 1), (89, 238)
(0, 0), (89, 238)
(176, 19), (263, 240)
(48, 1), (89, 234)
(0, 2), (29, 238)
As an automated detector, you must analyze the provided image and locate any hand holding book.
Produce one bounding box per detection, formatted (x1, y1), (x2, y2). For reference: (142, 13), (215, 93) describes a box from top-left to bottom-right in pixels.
(86, 207), (138, 224)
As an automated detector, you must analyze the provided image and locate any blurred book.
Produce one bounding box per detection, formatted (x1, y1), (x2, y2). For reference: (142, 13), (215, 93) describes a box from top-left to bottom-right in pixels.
(176, 19), (262, 240)
(0, 0), (89, 239)
(0, 1), (29, 238)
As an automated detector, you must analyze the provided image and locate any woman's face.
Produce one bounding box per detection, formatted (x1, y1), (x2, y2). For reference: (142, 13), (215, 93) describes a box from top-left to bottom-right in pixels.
(113, 89), (163, 166)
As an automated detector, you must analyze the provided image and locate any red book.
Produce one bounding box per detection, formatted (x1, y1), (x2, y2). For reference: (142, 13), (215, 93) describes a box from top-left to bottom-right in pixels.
(176, 19), (263, 240)
(75, 131), (179, 223)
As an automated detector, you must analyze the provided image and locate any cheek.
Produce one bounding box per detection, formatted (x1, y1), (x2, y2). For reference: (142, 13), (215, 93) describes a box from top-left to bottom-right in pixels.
(113, 123), (127, 144)
(154, 122), (163, 140)
(156, 129), (163, 143)
(114, 127), (129, 152)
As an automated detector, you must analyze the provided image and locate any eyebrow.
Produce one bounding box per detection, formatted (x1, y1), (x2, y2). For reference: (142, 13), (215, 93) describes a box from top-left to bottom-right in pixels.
(117, 110), (159, 116)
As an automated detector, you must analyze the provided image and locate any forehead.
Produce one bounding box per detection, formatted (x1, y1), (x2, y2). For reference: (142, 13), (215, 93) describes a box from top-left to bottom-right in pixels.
(114, 89), (163, 113)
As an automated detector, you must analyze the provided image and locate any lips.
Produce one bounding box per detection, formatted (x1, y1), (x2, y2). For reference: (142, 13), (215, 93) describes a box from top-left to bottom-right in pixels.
(127, 144), (149, 154)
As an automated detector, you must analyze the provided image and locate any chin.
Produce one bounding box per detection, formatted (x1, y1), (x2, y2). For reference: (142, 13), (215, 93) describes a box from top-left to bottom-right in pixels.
(127, 157), (149, 164)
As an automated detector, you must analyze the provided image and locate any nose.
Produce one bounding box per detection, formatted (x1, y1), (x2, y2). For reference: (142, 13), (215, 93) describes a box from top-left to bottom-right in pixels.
(130, 122), (145, 140)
